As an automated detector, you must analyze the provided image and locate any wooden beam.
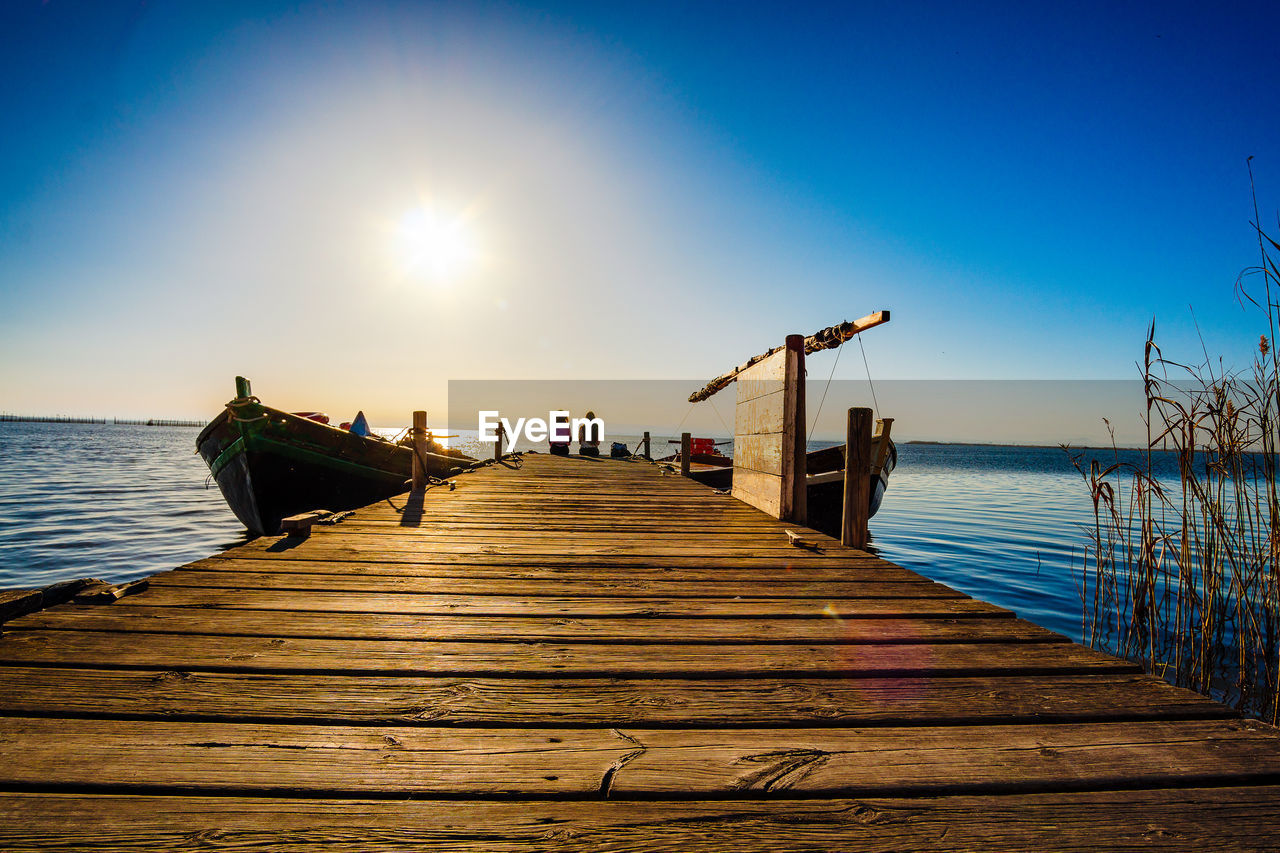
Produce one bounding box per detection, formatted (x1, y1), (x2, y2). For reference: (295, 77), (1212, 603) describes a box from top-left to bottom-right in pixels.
(280, 511), (330, 539)
(689, 311), (890, 402)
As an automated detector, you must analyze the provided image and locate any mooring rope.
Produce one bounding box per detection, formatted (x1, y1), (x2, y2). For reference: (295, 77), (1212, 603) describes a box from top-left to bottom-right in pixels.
(708, 396), (733, 437)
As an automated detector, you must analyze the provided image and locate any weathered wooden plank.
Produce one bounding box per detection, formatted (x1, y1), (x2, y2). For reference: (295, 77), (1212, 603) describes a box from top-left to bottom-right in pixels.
(179, 556), (911, 580)
(5, 788), (1280, 852)
(9, 608), (1059, 644)
(0, 589), (42, 625)
(156, 566), (933, 591)
(734, 388), (786, 437)
(232, 537), (869, 558)
(284, 525), (812, 541)
(206, 550), (893, 570)
(732, 466), (784, 518)
(0, 632), (1136, 675)
(0, 717), (1274, 796)
(733, 433), (785, 476)
(735, 348), (787, 402)
(0, 668), (1228, 726)
(32, 587), (997, 616)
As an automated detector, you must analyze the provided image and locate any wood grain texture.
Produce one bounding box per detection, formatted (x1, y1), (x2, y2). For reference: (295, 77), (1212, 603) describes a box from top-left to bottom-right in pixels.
(2, 789), (1279, 852)
(25, 588), (999, 616)
(0, 668), (1229, 725)
(0, 717), (1276, 796)
(10, 608), (1060, 644)
(149, 567), (941, 592)
(0, 631), (1133, 675)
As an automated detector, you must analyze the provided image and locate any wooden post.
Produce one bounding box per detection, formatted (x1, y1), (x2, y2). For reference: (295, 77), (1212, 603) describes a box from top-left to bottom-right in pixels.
(842, 407), (873, 548)
(680, 432), (691, 477)
(494, 422), (504, 461)
(235, 376), (252, 398)
(411, 410), (427, 491)
(643, 431), (651, 460)
(784, 334), (807, 524)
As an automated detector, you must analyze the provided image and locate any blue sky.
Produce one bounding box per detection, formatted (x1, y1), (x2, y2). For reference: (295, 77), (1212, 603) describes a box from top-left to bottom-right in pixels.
(2, 1), (1278, 424)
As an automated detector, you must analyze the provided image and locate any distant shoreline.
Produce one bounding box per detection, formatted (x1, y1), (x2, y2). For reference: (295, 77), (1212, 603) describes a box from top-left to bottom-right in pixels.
(903, 439), (1158, 451)
(0, 416), (204, 427)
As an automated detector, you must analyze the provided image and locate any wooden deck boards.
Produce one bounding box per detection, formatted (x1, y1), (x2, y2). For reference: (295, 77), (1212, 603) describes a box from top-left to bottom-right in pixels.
(1, 453), (1278, 850)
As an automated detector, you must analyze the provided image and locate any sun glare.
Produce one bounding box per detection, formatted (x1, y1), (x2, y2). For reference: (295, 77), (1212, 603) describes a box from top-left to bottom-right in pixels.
(395, 206), (475, 283)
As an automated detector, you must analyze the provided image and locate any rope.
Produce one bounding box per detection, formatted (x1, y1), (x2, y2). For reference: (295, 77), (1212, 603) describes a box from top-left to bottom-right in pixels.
(708, 397), (733, 437)
(858, 334), (880, 419)
(673, 403), (696, 434)
(226, 396), (268, 424)
(808, 340), (845, 442)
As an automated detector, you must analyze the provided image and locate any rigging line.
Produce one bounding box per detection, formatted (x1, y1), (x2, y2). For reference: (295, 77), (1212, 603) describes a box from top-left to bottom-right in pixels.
(808, 339), (845, 442)
(673, 402), (697, 434)
(858, 334), (880, 419)
(708, 396), (733, 438)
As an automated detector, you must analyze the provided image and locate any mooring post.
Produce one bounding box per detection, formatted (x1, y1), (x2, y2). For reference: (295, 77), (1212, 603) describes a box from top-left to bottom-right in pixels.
(411, 410), (427, 491)
(494, 422), (504, 462)
(784, 333), (807, 524)
(643, 431), (651, 460)
(842, 407), (873, 548)
(680, 432), (691, 477)
(234, 376), (252, 399)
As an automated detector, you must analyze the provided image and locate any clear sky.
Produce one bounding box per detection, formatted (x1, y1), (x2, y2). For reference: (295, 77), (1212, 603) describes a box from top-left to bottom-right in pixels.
(2, 1), (1278, 429)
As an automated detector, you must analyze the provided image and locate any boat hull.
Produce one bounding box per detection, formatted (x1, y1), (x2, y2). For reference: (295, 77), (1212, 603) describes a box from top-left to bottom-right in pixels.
(197, 402), (465, 536)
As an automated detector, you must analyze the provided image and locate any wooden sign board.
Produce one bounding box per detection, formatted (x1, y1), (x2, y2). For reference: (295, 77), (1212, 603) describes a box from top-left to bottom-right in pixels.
(731, 337), (806, 521)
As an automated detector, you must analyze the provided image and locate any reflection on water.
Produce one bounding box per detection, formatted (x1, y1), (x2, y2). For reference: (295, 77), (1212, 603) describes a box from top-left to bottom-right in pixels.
(1, 423), (1143, 644)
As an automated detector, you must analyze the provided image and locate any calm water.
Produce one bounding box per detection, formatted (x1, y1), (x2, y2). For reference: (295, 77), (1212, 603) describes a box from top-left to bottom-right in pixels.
(0, 422), (1157, 642)
(0, 423), (249, 588)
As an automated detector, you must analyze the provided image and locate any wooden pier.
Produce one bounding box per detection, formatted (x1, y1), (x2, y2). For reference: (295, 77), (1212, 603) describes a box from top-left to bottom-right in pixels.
(2, 453), (1280, 849)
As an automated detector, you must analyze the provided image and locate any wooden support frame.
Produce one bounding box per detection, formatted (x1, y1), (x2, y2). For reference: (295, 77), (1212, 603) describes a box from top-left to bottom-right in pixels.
(731, 334), (805, 522)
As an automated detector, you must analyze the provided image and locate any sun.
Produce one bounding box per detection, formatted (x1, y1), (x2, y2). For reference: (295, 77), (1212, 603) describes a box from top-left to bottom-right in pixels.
(394, 206), (475, 283)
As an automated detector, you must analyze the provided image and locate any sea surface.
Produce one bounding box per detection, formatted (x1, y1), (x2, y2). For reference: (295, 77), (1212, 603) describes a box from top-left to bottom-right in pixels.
(0, 422), (1163, 642)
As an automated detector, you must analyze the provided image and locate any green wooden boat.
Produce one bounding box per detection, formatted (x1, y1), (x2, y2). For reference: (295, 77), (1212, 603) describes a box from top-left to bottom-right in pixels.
(197, 377), (472, 535)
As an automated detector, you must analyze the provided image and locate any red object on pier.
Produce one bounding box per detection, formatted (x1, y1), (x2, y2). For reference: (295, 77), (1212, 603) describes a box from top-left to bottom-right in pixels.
(691, 437), (718, 455)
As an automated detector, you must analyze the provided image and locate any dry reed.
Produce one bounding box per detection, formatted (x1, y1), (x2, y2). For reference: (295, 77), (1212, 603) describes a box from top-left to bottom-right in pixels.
(1070, 198), (1280, 723)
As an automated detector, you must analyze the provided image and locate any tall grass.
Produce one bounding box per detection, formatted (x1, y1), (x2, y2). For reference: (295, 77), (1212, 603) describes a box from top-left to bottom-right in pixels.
(1071, 210), (1280, 723)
